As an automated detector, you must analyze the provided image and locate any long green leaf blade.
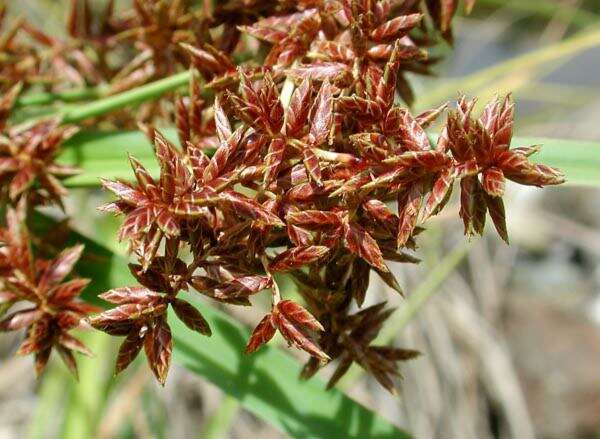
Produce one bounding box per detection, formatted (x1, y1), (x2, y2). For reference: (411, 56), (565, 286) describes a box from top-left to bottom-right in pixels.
(59, 130), (177, 186)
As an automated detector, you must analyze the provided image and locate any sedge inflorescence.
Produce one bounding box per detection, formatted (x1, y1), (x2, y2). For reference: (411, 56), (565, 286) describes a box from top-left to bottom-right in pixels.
(0, 1), (565, 391)
(88, 1), (564, 389)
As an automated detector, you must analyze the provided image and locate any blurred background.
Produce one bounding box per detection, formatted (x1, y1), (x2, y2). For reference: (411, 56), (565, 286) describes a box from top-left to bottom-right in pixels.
(2, 1), (600, 438)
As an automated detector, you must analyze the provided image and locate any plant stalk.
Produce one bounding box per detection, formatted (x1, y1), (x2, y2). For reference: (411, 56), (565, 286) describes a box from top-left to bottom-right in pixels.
(16, 86), (106, 107)
(59, 71), (191, 124)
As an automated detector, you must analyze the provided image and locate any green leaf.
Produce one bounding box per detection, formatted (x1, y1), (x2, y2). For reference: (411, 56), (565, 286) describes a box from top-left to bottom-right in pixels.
(59, 129), (177, 186)
(59, 130), (600, 187)
(31, 214), (408, 439)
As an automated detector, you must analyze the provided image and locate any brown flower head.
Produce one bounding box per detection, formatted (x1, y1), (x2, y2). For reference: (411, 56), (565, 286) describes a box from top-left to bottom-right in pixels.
(0, 6), (47, 92)
(301, 302), (420, 393)
(62, 0), (134, 84)
(0, 120), (80, 205)
(0, 207), (97, 377)
(108, 0), (207, 93)
(246, 299), (329, 361)
(19, 18), (107, 89)
(423, 94), (566, 243)
(0, 85), (80, 207)
(239, 8), (322, 68)
(90, 279), (210, 385)
(279, 1), (430, 104)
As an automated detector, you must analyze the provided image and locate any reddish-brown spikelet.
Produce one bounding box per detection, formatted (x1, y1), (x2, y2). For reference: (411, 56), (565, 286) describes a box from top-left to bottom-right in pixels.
(0, 208), (97, 377)
(0, 86), (80, 207)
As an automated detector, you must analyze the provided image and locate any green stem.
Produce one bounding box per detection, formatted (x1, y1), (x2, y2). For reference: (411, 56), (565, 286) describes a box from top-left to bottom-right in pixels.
(59, 71), (191, 124)
(377, 243), (470, 338)
(16, 86), (106, 107)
